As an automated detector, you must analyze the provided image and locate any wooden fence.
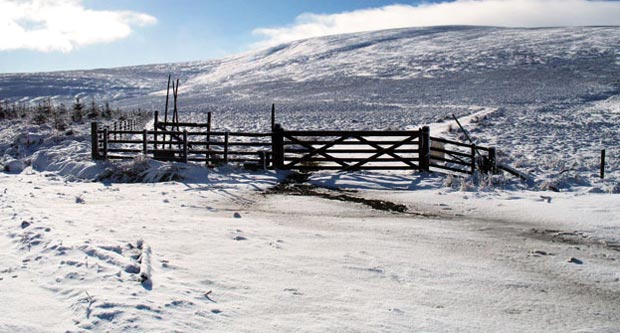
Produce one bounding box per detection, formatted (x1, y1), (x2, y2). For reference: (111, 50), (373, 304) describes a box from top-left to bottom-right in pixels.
(91, 112), (497, 175)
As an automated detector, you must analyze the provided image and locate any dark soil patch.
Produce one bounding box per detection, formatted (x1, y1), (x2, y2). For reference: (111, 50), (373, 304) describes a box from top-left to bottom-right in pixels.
(526, 228), (620, 252)
(267, 172), (431, 216)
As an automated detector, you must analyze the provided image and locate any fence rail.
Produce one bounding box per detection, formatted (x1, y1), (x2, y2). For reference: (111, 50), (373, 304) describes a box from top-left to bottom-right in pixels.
(91, 112), (498, 175)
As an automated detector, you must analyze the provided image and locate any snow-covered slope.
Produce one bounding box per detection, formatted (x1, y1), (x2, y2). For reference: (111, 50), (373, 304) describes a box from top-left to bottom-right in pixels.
(2, 26), (619, 115)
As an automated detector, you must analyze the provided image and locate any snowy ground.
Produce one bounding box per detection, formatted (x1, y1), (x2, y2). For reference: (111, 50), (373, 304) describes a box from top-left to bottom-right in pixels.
(1, 168), (619, 332)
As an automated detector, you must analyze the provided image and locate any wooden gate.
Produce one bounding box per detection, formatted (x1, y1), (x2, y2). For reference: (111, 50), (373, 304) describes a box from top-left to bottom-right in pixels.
(271, 126), (427, 171)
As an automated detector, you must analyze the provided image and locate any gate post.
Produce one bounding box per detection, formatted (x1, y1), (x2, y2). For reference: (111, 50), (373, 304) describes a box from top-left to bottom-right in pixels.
(601, 149), (606, 179)
(142, 129), (148, 156)
(259, 151), (267, 170)
(183, 130), (188, 163)
(153, 111), (159, 150)
(271, 104), (276, 131)
(206, 111), (212, 166)
(272, 124), (284, 169)
(419, 126), (430, 172)
(91, 122), (101, 160)
(102, 128), (109, 160)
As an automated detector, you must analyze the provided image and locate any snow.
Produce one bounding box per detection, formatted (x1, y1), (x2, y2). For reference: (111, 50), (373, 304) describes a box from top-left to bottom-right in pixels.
(0, 169), (618, 332)
(0, 25), (619, 331)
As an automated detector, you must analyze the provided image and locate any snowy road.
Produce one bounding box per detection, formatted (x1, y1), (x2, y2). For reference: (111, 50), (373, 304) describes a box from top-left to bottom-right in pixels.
(0, 171), (618, 332)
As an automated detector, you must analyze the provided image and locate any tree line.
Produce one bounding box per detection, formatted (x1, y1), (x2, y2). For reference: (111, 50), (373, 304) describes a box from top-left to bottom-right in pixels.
(0, 97), (149, 131)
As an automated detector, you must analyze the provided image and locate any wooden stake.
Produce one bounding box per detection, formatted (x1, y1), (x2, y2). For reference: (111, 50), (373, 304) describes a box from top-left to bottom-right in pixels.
(91, 122), (100, 160)
(601, 149), (606, 179)
(142, 129), (148, 155)
(183, 130), (188, 163)
(102, 128), (108, 160)
(419, 126), (430, 172)
(206, 112), (212, 166)
(164, 74), (171, 147)
(272, 124), (284, 169)
(271, 103), (275, 131)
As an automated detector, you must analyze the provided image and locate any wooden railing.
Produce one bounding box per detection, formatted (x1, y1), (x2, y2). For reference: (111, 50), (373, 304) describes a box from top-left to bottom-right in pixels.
(91, 112), (498, 175)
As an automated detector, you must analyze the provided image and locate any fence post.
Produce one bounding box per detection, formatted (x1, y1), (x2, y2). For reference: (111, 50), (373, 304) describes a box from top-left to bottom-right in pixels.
(470, 144), (477, 174)
(91, 122), (100, 160)
(224, 131), (229, 164)
(153, 111), (159, 150)
(102, 128), (109, 160)
(272, 124), (284, 169)
(206, 112), (212, 166)
(259, 151), (267, 170)
(418, 126), (430, 172)
(601, 149), (606, 179)
(487, 147), (497, 174)
(271, 104), (275, 131)
(113, 122), (117, 140)
(183, 130), (188, 163)
(142, 129), (148, 156)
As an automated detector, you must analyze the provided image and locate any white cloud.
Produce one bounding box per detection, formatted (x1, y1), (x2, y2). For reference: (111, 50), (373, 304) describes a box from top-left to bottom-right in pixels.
(0, 0), (156, 52)
(253, 0), (620, 47)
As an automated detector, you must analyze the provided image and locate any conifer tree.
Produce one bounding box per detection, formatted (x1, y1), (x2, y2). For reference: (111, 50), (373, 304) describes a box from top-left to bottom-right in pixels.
(71, 97), (84, 123)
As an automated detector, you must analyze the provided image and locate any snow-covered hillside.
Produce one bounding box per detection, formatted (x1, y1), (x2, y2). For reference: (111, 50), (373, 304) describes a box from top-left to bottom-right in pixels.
(2, 26), (619, 115)
(2, 26), (620, 189)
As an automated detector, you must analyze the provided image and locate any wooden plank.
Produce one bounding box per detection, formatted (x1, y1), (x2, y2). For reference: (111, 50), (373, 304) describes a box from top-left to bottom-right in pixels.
(430, 146), (471, 158)
(431, 136), (491, 152)
(344, 135), (418, 171)
(293, 165), (421, 171)
(429, 155), (472, 167)
(429, 163), (472, 175)
(187, 141), (270, 147)
(106, 155), (135, 160)
(352, 135), (418, 169)
(284, 140), (419, 146)
(159, 121), (211, 128)
(497, 164), (532, 181)
(284, 148), (420, 154)
(283, 135), (351, 168)
(107, 130), (144, 135)
(430, 136), (473, 148)
(108, 139), (144, 144)
(282, 157), (419, 163)
(107, 148), (143, 153)
(189, 150), (266, 155)
(283, 130), (419, 136)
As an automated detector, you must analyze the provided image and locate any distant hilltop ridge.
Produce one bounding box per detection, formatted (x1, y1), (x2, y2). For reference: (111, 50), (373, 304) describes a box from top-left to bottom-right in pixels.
(1, 26), (619, 113)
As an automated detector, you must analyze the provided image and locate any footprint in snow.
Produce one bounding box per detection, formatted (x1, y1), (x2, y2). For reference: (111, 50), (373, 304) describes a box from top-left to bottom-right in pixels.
(568, 257), (583, 265)
(284, 288), (303, 296)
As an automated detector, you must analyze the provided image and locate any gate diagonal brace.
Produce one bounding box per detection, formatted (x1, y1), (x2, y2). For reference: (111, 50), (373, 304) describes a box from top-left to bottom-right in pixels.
(344, 135), (418, 171)
(284, 135), (351, 168)
(352, 135), (419, 169)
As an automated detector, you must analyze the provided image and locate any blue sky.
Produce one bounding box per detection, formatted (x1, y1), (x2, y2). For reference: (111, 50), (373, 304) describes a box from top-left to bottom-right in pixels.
(1, 0), (620, 73)
(0, 0), (429, 73)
